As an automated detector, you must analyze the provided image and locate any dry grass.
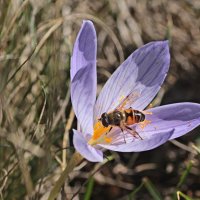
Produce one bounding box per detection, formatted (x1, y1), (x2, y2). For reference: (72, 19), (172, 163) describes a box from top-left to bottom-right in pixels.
(0, 0), (200, 199)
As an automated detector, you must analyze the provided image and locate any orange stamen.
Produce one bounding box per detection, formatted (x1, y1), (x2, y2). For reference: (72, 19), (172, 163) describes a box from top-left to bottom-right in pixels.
(142, 110), (153, 115)
(88, 121), (111, 145)
(139, 119), (151, 130)
(92, 121), (111, 140)
(104, 137), (112, 143)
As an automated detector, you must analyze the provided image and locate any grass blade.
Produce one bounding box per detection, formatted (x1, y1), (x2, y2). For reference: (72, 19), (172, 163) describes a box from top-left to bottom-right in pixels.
(128, 182), (144, 200)
(177, 161), (193, 188)
(84, 177), (95, 200)
(177, 191), (193, 200)
(143, 177), (162, 200)
(48, 152), (83, 200)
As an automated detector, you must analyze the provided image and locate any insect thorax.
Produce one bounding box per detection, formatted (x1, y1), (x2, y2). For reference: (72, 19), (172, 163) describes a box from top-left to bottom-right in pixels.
(108, 110), (124, 126)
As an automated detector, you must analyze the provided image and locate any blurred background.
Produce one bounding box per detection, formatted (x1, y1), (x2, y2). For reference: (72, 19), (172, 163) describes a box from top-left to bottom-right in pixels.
(0, 0), (200, 199)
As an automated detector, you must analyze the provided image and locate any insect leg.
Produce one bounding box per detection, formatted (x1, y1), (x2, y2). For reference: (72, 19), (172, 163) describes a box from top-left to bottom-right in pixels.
(124, 125), (143, 140)
(120, 127), (126, 143)
(125, 126), (132, 130)
(106, 126), (113, 135)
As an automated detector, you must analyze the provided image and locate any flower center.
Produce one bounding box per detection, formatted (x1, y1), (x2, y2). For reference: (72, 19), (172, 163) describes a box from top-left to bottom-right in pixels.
(88, 111), (152, 145)
(88, 121), (112, 145)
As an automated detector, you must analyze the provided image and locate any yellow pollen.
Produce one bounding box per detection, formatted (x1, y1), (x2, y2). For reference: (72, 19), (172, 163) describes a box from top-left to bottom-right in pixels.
(119, 95), (126, 102)
(104, 137), (112, 143)
(88, 121), (111, 145)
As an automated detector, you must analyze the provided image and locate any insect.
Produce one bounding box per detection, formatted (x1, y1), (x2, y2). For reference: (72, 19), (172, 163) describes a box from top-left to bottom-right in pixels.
(99, 90), (149, 141)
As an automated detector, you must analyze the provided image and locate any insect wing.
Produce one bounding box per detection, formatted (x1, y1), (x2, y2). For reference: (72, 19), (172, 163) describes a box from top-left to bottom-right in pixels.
(115, 89), (141, 110)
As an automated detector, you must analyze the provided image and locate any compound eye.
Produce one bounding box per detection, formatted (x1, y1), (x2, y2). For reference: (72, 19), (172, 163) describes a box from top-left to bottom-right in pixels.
(101, 113), (106, 118)
(101, 113), (109, 127)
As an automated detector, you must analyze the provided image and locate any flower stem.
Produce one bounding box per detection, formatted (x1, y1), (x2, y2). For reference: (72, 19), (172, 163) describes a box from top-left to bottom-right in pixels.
(48, 151), (83, 200)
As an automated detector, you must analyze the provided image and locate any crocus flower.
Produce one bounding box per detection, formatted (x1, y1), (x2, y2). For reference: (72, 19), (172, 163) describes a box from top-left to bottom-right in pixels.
(70, 20), (200, 162)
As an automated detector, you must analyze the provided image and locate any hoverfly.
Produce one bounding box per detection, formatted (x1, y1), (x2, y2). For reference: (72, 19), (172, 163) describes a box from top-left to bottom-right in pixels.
(99, 90), (149, 141)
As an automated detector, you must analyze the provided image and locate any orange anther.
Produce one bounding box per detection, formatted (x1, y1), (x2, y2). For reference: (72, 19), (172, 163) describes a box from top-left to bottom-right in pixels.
(139, 119), (151, 130)
(104, 137), (112, 144)
(142, 110), (153, 115)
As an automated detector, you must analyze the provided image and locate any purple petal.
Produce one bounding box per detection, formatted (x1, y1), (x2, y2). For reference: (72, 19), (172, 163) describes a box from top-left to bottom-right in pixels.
(71, 65), (96, 135)
(71, 20), (97, 134)
(98, 102), (200, 152)
(73, 129), (103, 162)
(94, 41), (170, 119)
(142, 102), (200, 140)
(100, 129), (174, 152)
(71, 20), (97, 79)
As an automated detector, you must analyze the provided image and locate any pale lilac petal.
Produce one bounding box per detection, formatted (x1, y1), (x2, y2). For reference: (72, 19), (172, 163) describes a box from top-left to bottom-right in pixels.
(73, 130), (103, 162)
(98, 102), (200, 152)
(71, 65), (96, 135)
(71, 20), (97, 134)
(141, 103), (200, 140)
(100, 129), (174, 152)
(71, 20), (97, 79)
(94, 41), (170, 119)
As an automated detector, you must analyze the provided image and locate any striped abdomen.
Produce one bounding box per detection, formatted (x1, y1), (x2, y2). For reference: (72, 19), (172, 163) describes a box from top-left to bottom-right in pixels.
(124, 109), (145, 125)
